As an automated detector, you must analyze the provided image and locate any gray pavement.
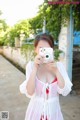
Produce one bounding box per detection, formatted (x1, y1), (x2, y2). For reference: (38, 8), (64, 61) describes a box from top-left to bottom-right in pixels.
(0, 55), (80, 120)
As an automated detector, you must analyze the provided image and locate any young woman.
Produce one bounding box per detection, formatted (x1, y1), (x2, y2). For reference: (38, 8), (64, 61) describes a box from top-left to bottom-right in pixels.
(19, 34), (73, 120)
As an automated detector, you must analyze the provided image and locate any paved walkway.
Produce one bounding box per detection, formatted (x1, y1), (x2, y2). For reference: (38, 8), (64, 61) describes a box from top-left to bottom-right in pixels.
(0, 55), (80, 120)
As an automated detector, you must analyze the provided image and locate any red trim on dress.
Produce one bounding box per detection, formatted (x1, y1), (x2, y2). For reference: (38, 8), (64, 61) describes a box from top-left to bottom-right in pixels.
(51, 77), (57, 84)
(40, 78), (57, 120)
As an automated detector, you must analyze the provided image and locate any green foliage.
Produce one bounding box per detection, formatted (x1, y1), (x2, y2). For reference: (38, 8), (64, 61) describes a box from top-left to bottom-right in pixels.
(54, 49), (63, 61)
(21, 44), (34, 51)
(1, 27), (15, 46)
(30, 1), (80, 40)
(0, 19), (8, 31)
(13, 19), (30, 37)
(72, 4), (80, 31)
(0, 10), (8, 45)
(1, 33), (9, 46)
(2, 19), (31, 46)
(0, 38), (4, 46)
(29, 14), (43, 34)
(20, 44), (35, 62)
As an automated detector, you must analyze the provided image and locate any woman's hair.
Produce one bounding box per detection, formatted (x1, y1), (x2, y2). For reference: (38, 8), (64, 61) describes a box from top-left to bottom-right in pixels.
(34, 33), (54, 48)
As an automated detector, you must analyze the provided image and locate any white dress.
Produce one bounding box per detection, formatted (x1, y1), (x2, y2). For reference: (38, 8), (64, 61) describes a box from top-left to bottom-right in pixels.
(19, 61), (73, 120)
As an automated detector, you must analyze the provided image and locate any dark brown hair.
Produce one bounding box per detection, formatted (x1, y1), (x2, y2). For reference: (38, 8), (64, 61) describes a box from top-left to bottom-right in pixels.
(34, 33), (54, 48)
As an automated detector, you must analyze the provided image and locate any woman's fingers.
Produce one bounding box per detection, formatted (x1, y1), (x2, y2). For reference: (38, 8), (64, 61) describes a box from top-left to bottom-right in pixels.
(36, 60), (42, 65)
(46, 61), (57, 68)
(35, 55), (44, 65)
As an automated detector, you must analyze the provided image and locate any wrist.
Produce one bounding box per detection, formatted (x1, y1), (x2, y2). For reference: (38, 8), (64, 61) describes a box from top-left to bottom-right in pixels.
(33, 64), (38, 71)
(55, 69), (60, 77)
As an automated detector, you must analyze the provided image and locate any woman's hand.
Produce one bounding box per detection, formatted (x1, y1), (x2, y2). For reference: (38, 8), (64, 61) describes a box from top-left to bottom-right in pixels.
(33, 55), (44, 69)
(45, 61), (58, 75)
(45, 61), (65, 88)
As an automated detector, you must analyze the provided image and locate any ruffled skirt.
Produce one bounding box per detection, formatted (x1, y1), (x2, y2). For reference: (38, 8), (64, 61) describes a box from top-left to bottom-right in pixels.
(25, 97), (63, 120)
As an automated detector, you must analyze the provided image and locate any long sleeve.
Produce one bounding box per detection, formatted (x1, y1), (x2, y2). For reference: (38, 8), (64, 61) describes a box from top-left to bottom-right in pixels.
(57, 62), (73, 96)
(19, 61), (35, 98)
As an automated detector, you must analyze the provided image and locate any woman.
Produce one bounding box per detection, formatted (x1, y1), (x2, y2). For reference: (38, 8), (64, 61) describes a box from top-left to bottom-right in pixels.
(19, 34), (73, 120)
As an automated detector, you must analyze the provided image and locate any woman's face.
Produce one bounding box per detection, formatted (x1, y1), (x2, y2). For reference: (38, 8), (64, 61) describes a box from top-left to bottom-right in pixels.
(35, 40), (51, 54)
